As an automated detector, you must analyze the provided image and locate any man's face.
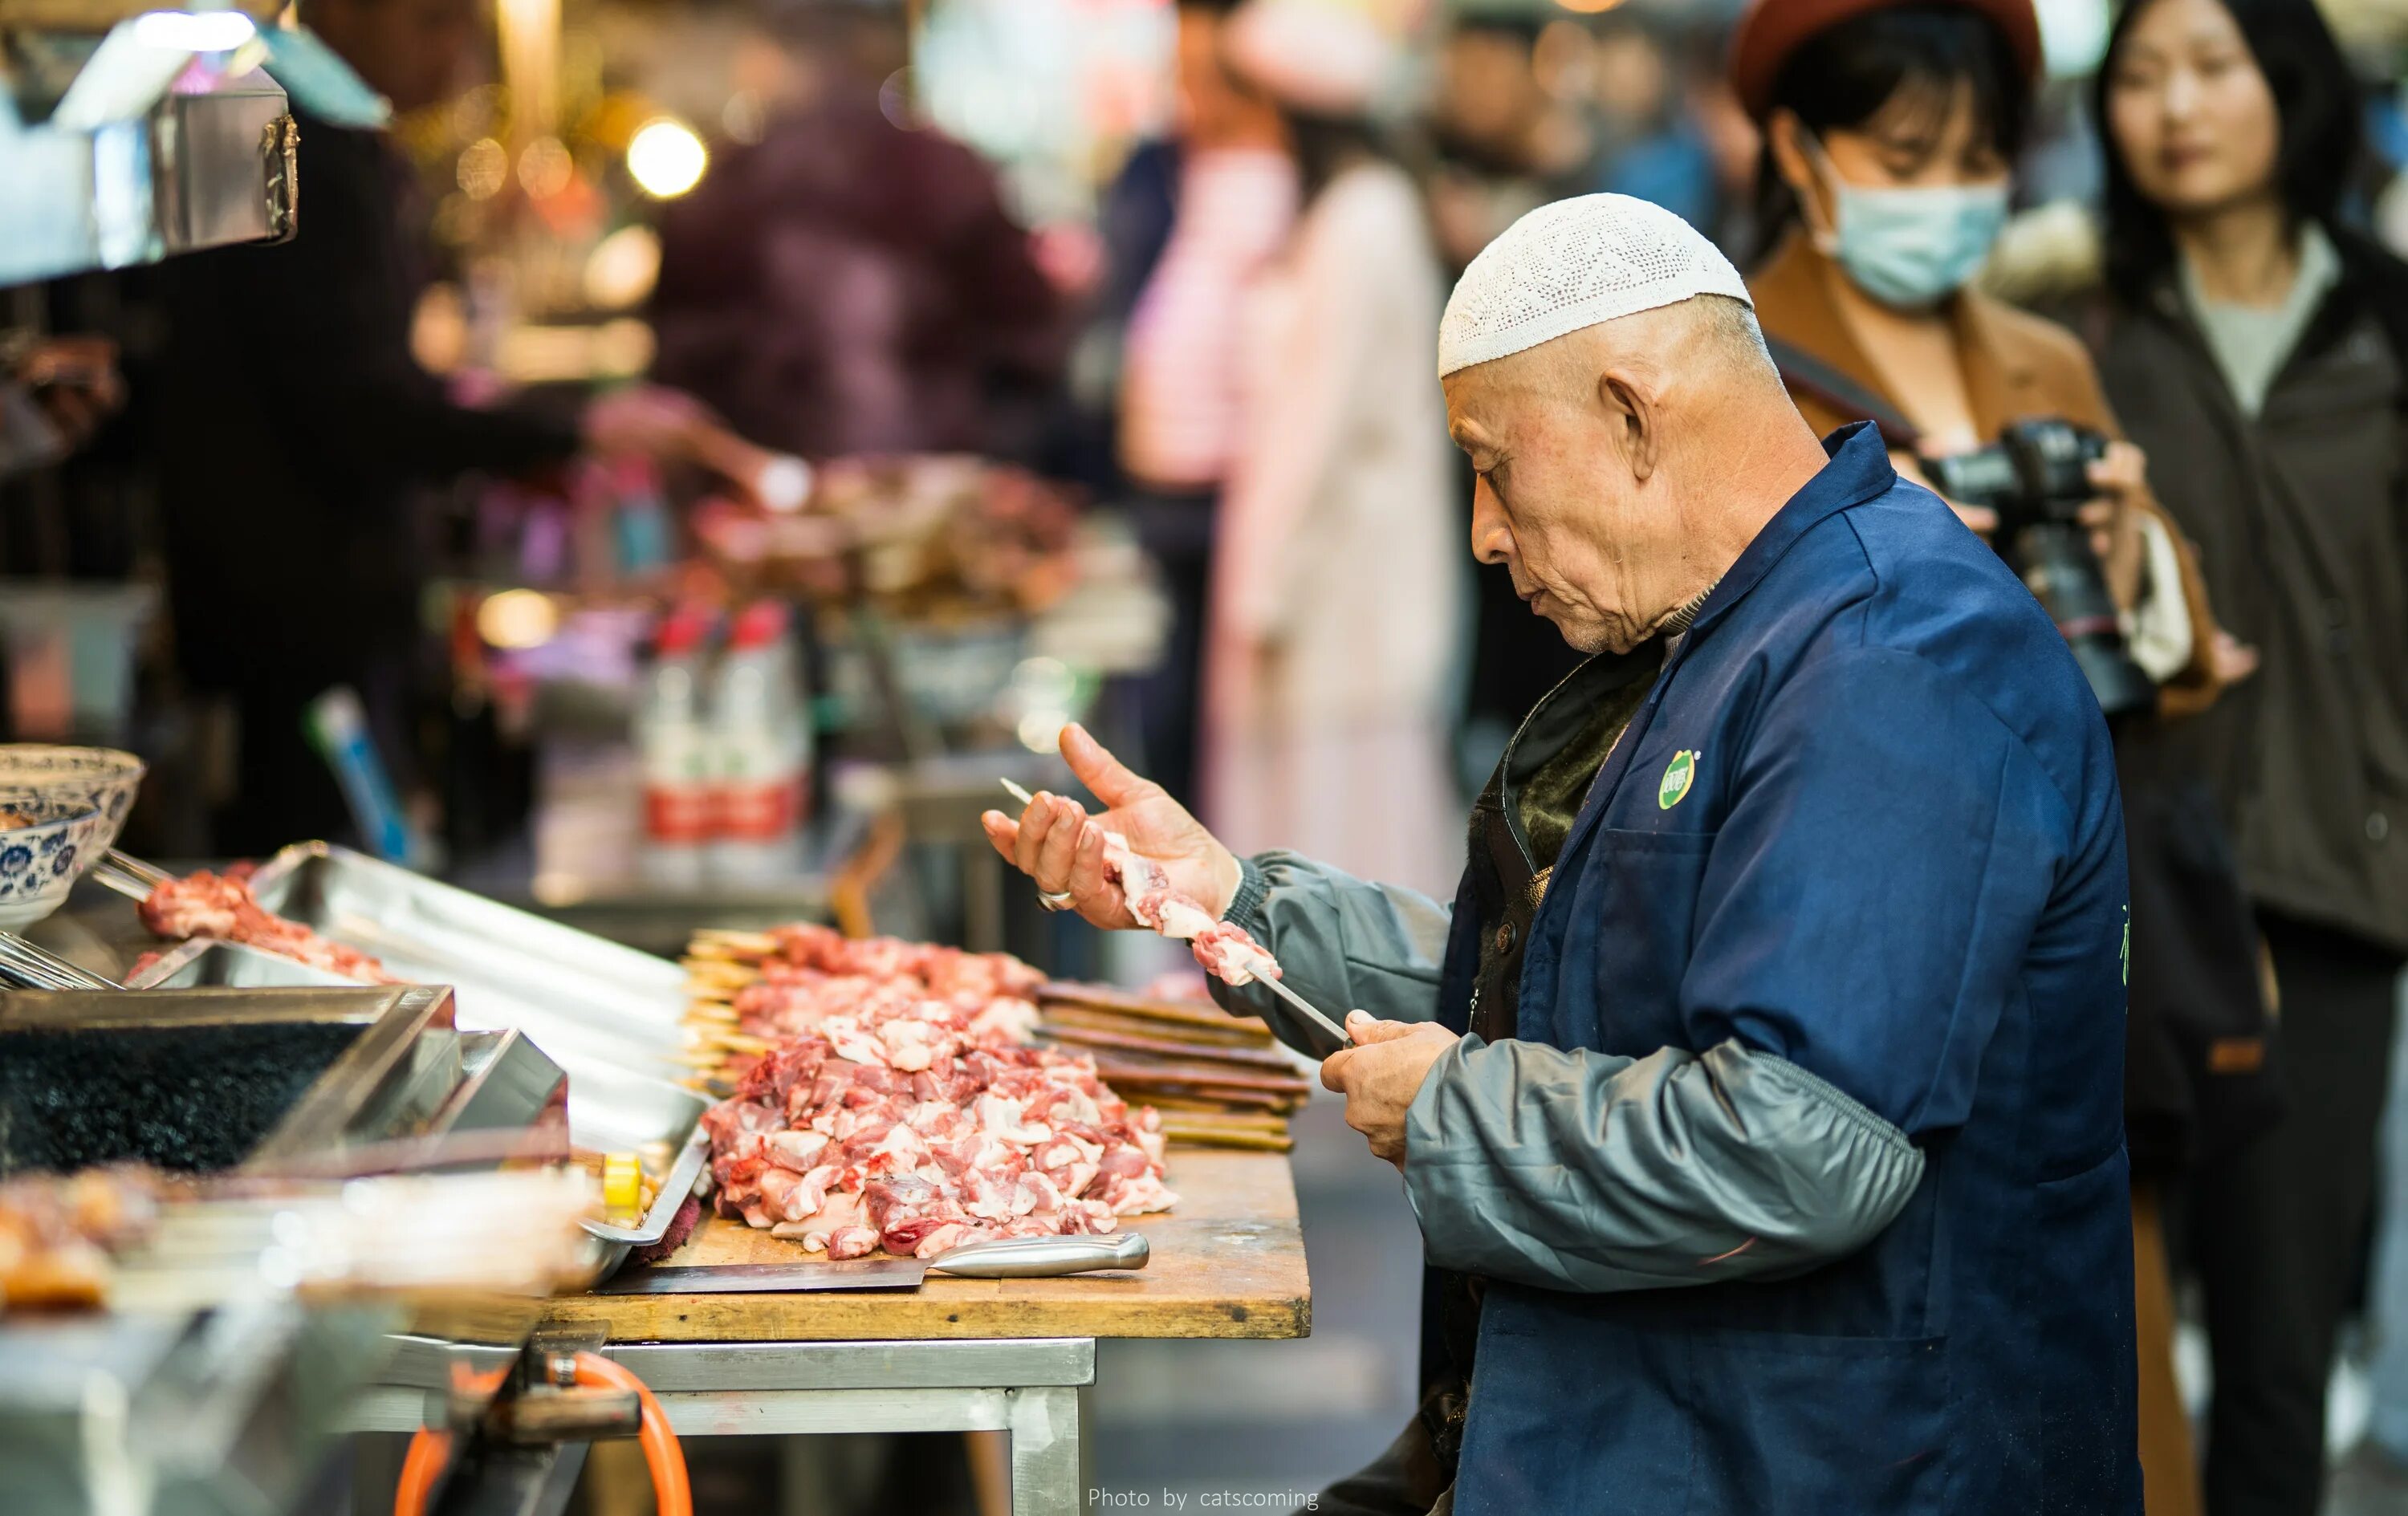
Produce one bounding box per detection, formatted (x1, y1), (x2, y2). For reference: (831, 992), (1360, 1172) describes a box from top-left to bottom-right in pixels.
(1445, 349), (1663, 655)
(310, 0), (480, 115)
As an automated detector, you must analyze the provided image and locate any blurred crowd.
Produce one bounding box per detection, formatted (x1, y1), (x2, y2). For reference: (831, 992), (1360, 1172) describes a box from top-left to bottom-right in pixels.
(9, 0), (2408, 1509)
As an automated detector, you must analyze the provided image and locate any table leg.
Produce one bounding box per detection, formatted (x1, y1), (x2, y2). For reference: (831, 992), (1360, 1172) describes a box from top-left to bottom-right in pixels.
(1006, 1384), (1091, 1515)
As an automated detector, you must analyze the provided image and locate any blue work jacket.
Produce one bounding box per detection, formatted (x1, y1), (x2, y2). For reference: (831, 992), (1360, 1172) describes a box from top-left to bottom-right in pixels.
(1440, 424), (2141, 1514)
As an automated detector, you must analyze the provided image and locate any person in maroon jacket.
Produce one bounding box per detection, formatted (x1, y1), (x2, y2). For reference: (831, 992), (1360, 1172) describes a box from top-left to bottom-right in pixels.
(648, 0), (1070, 461)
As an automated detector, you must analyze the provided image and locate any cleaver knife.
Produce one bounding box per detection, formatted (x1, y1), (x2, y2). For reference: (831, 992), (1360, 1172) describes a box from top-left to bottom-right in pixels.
(595, 1231), (1150, 1294)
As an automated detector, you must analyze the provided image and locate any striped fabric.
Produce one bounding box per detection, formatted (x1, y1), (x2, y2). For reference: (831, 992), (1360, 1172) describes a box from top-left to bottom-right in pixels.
(1118, 148), (1300, 490)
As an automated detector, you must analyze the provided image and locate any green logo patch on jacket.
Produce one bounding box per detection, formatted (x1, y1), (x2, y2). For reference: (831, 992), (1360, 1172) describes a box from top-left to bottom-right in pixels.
(1658, 750), (1697, 810)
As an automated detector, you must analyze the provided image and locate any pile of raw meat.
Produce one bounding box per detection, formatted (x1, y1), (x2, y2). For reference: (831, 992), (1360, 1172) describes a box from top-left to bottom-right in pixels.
(139, 868), (396, 982)
(702, 925), (1176, 1259)
(720, 924), (1045, 1049)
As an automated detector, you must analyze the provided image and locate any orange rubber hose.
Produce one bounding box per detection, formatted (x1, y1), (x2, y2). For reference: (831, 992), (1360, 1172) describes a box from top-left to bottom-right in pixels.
(392, 1354), (689, 1516)
(569, 1351), (692, 1516)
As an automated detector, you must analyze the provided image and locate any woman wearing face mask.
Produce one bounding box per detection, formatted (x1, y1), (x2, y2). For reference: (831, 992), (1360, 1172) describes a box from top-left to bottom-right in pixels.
(2093, 1), (2408, 1510)
(1729, 4), (2260, 1514)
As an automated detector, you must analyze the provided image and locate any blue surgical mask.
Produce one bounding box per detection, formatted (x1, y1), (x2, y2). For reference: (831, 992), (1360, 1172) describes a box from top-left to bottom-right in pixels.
(1809, 140), (2009, 311)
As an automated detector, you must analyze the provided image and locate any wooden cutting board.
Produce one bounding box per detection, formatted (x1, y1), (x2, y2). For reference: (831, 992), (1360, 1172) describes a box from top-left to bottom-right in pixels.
(540, 1149), (1310, 1343)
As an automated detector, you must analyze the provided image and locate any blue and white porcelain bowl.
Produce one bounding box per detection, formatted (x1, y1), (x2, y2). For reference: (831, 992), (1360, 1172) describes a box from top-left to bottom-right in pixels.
(0, 746), (143, 851)
(0, 794), (112, 929)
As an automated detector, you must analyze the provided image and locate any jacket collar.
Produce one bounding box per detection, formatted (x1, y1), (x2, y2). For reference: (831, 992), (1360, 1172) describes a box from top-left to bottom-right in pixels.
(1544, 423), (1895, 869)
(1749, 233), (2042, 441)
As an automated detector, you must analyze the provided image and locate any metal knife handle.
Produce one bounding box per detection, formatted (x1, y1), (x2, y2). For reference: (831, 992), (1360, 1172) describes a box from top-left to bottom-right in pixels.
(928, 1231), (1150, 1278)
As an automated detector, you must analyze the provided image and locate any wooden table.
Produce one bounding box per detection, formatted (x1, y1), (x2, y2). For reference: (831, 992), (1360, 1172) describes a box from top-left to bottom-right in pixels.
(542, 1149), (1310, 1343)
(363, 1152), (1311, 1516)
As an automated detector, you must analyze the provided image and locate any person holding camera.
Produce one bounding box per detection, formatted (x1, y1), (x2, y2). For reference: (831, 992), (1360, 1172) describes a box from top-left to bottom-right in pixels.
(1727, 2), (2261, 1511)
(2090, 0), (2408, 1510)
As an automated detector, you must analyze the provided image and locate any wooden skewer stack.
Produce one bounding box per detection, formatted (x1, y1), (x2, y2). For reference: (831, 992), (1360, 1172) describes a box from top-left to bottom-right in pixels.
(1035, 982), (1308, 1152)
(674, 928), (787, 1091)
(672, 927), (1309, 1151)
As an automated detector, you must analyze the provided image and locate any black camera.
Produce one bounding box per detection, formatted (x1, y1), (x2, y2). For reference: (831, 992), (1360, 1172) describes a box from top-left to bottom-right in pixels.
(1926, 419), (2157, 719)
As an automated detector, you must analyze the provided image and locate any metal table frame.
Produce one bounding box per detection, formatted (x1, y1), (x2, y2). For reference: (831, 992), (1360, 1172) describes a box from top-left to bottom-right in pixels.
(356, 1335), (1096, 1515)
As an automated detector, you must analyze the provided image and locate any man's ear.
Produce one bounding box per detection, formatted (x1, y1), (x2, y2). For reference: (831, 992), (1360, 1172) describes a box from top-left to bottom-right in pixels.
(1596, 368), (1660, 483)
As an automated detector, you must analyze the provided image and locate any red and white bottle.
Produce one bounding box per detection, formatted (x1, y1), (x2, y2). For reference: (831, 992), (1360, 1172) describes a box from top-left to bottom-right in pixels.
(637, 604), (717, 882)
(710, 600), (811, 880)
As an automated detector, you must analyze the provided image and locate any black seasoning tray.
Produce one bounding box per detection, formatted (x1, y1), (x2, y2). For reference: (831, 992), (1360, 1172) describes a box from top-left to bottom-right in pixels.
(0, 986), (460, 1180)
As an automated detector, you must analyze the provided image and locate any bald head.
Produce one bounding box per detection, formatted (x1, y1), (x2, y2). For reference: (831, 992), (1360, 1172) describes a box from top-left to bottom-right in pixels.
(1442, 292), (1826, 655)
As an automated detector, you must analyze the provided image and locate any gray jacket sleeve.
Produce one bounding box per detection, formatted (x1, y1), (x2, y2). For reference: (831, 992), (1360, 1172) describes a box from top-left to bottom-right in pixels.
(1403, 1035), (1927, 1292)
(1207, 853), (1454, 1056)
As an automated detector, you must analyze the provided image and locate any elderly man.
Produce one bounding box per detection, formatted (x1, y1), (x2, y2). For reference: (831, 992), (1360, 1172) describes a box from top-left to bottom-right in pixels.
(985, 196), (2138, 1514)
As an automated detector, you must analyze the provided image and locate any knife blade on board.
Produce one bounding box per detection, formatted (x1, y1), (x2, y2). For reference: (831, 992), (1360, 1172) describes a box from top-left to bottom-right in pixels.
(595, 1230), (1150, 1294)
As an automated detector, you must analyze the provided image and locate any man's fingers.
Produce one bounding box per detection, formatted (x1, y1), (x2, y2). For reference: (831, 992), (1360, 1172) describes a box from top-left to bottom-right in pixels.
(1320, 1047), (1357, 1092)
(1068, 825), (1112, 901)
(1060, 723), (1159, 809)
(1012, 795), (1057, 878)
(980, 811), (1020, 865)
(1033, 798), (1086, 893)
(1344, 1012), (1414, 1045)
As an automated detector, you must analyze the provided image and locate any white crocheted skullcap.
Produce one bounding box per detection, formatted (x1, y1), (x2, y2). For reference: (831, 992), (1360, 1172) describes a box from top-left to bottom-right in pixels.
(1225, 0), (1393, 119)
(1438, 194), (1754, 379)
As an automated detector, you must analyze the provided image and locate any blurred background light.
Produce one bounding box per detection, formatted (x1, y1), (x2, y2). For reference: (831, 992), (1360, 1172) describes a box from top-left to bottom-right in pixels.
(626, 117), (708, 198)
(517, 135), (574, 198)
(131, 10), (256, 52)
(457, 137), (509, 200)
(582, 224), (662, 311)
(476, 589), (561, 651)
(2034, 0), (2110, 77)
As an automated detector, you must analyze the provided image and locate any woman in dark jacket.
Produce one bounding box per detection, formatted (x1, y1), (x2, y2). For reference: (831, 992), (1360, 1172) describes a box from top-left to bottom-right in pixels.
(2095, 1), (2408, 1511)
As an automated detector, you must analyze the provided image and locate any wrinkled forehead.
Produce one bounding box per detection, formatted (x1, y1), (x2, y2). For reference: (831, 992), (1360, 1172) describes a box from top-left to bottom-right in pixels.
(1442, 363), (1515, 453)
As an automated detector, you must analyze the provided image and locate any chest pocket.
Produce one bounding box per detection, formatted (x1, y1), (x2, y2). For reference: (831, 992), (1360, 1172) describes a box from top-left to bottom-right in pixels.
(1534, 827), (1718, 1055)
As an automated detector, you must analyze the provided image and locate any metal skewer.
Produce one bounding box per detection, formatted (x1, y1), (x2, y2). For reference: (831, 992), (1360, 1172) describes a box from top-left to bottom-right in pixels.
(997, 778), (1352, 1047)
(89, 846), (173, 900)
(0, 931), (122, 990)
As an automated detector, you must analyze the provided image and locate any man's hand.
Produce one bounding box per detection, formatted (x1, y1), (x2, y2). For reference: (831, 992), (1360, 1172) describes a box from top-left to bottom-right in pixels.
(978, 724), (1241, 932)
(1320, 1014), (1460, 1168)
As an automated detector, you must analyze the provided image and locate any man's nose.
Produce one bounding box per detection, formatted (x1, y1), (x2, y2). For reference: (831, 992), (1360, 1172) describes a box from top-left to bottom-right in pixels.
(1470, 478), (1513, 567)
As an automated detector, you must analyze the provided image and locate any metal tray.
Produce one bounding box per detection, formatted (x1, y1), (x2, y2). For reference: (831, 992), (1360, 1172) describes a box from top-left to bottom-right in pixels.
(0, 985), (462, 1177)
(174, 843), (694, 1082)
(118, 847), (710, 1270)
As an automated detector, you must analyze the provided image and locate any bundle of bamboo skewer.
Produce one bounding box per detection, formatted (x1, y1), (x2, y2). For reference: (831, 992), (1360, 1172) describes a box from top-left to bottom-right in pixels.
(675, 926), (783, 1078)
(671, 927), (1309, 1150)
(1037, 981), (1308, 1150)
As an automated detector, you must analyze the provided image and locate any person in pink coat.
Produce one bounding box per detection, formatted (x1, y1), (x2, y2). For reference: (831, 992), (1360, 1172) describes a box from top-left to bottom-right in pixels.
(1202, 0), (1466, 898)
